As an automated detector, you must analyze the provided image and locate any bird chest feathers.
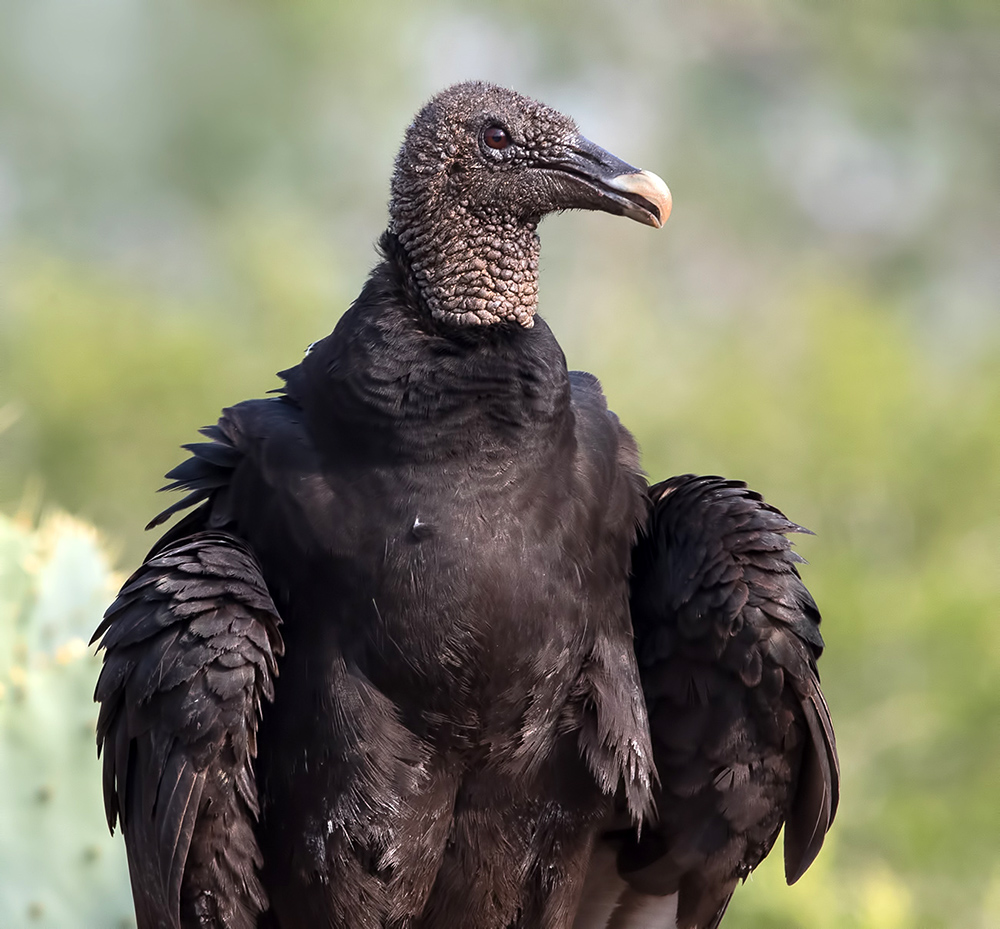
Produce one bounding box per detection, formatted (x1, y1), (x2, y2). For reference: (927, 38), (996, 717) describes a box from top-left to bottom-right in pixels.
(274, 426), (637, 733)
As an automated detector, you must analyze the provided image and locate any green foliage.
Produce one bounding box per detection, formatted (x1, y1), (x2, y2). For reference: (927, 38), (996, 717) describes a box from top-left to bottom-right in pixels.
(0, 512), (133, 927)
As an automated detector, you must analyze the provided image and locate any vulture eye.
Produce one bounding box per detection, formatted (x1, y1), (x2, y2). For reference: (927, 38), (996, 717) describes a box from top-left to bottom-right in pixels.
(482, 126), (511, 151)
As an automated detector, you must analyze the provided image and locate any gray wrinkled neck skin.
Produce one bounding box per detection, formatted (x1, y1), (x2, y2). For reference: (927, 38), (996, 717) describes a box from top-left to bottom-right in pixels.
(387, 82), (583, 329)
(390, 201), (540, 329)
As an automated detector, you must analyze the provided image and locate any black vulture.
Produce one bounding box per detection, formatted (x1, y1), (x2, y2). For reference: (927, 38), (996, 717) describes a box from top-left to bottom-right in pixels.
(93, 82), (838, 929)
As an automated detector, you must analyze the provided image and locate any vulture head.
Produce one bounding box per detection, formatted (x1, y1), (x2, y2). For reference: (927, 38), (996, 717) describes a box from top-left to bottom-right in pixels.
(388, 81), (671, 328)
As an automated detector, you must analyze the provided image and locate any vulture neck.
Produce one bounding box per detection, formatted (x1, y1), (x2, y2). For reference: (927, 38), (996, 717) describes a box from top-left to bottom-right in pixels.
(390, 202), (540, 328)
(292, 239), (572, 467)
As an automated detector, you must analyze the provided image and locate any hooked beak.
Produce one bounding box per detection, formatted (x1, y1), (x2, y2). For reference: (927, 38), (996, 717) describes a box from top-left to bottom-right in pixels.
(603, 170), (672, 228)
(540, 135), (672, 229)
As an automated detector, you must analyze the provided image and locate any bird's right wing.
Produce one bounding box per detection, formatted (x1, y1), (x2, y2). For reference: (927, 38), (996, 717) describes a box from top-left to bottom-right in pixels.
(93, 532), (284, 929)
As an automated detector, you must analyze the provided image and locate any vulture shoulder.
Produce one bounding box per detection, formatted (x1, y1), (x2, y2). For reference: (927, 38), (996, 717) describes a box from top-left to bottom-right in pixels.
(147, 392), (332, 557)
(92, 532), (283, 929)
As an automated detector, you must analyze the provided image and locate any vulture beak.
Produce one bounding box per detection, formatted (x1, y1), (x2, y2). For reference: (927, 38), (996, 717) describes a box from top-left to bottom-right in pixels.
(543, 135), (672, 229)
(604, 170), (673, 228)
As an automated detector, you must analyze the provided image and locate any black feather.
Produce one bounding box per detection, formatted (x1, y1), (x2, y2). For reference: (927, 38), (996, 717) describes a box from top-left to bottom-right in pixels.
(617, 475), (838, 928)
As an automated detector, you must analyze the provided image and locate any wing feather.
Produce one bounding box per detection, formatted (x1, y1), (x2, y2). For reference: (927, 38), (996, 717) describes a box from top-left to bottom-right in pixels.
(614, 474), (838, 929)
(93, 533), (283, 929)
(784, 686), (839, 883)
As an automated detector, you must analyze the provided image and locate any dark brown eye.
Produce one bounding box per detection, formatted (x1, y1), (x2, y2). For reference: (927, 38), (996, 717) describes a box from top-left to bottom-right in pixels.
(483, 126), (510, 150)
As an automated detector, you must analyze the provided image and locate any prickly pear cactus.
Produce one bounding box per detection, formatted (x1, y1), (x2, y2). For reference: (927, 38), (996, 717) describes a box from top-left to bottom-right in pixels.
(0, 511), (134, 927)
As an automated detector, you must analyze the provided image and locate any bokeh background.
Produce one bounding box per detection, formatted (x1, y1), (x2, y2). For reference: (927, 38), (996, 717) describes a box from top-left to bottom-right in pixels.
(1, 0), (998, 926)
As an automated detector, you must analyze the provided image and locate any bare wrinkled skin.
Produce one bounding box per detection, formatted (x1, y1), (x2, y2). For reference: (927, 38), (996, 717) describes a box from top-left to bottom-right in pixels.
(389, 83), (577, 327)
(395, 210), (540, 328)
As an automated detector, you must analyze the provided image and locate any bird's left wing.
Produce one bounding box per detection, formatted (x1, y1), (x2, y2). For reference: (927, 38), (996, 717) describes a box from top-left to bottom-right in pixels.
(578, 474), (838, 929)
(92, 532), (283, 929)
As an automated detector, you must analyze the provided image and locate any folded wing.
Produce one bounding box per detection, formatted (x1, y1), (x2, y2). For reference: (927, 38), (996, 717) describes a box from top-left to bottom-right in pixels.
(93, 533), (283, 929)
(605, 474), (838, 929)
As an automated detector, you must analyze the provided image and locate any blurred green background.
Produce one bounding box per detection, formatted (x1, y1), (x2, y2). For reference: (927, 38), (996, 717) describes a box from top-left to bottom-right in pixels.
(1, 0), (998, 926)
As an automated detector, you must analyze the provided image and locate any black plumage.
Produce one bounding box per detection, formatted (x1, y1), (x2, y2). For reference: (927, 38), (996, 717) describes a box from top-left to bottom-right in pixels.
(615, 476), (838, 928)
(93, 82), (837, 929)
